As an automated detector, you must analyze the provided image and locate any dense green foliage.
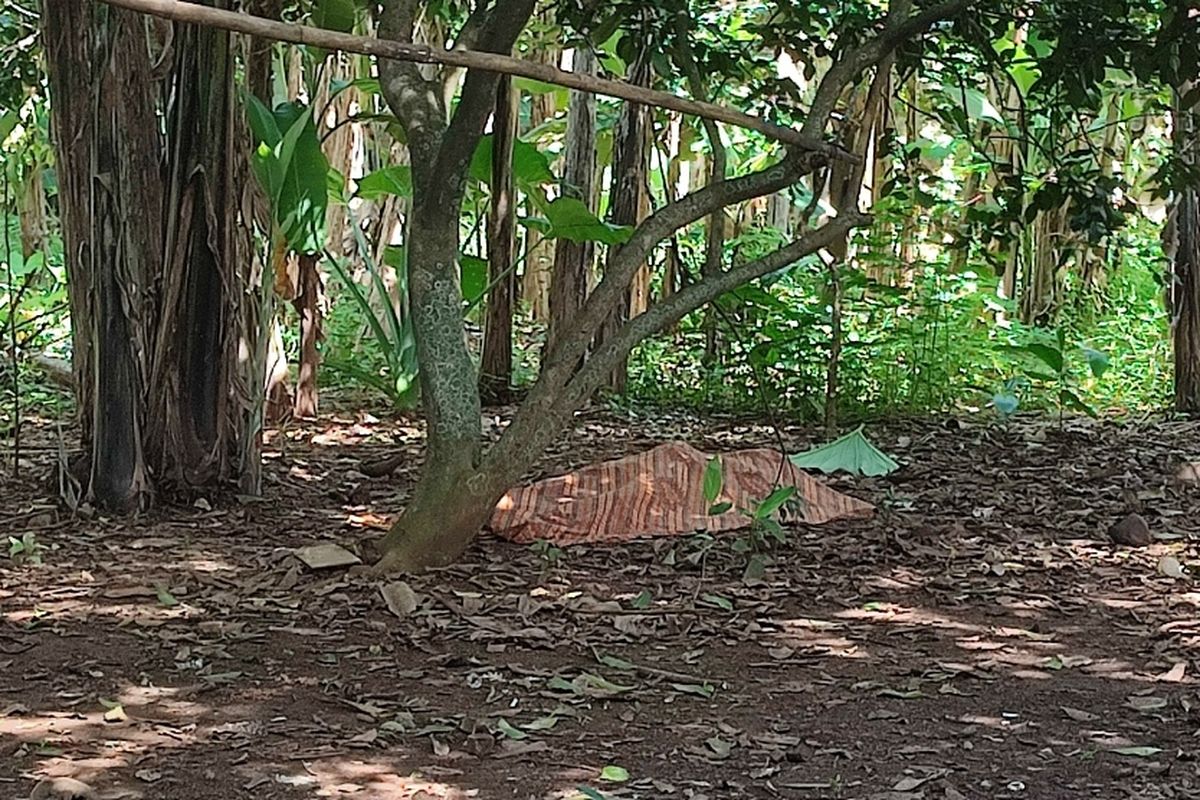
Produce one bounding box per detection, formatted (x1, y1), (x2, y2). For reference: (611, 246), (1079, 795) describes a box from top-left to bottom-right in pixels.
(1, 0), (1195, 436)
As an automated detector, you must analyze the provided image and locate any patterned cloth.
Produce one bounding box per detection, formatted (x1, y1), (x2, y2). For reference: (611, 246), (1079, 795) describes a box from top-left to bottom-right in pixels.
(489, 441), (874, 545)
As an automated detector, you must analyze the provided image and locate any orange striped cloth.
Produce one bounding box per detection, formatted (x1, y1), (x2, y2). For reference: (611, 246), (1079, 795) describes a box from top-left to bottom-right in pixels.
(488, 441), (874, 545)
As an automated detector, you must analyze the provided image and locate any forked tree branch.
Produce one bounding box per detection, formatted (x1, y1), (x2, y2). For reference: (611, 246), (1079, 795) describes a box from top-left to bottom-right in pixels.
(536, 149), (827, 393)
(801, 0), (970, 138)
(482, 212), (870, 478)
(432, 0), (537, 209)
(377, 0), (445, 175)
(93, 0), (853, 157)
(562, 212), (869, 408)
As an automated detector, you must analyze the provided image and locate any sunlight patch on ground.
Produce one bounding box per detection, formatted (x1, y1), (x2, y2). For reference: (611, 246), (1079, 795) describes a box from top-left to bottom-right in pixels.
(303, 758), (475, 798)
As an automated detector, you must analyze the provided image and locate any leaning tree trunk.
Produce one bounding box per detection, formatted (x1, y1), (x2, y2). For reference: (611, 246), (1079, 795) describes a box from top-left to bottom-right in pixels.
(1170, 82), (1200, 412)
(44, 0), (261, 508)
(479, 75), (519, 403)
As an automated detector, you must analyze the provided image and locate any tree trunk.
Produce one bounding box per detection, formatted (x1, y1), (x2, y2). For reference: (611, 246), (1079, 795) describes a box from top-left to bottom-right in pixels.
(598, 51), (652, 393)
(373, 209), (486, 569)
(44, 0), (262, 507)
(480, 75), (519, 403)
(546, 48), (597, 361)
(1171, 82), (1200, 411)
(292, 253), (322, 418)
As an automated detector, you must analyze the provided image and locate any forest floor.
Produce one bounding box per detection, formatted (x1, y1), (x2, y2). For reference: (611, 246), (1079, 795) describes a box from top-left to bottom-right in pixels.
(3, 407), (1200, 800)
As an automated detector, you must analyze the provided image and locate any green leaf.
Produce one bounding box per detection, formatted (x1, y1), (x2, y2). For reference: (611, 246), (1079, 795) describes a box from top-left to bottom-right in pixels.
(631, 589), (652, 609)
(702, 455), (723, 504)
(993, 392), (1019, 416)
(576, 788), (609, 800)
(597, 653), (636, 672)
(1060, 388), (1097, 418)
(708, 501), (733, 515)
(493, 718), (528, 740)
(599, 766), (629, 783)
(459, 254), (489, 305)
(743, 553), (767, 583)
(790, 425), (899, 477)
(670, 682), (715, 698)
(957, 85), (1005, 124)
(754, 486), (795, 520)
(523, 715), (560, 731)
(356, 165), (412, 199)
(543, 197), (634, 245)
(1082, 347), (1109, 379)
(1024, 343), (1064, 373)
(469, 135), (554, 187)
(154, 584), (178, 607)
(312, 0), (356, 32)
(701, 593), (733, 611)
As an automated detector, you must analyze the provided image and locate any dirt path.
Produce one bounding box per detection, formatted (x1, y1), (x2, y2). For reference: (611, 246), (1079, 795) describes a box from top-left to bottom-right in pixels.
(3, 411), (1200, 799)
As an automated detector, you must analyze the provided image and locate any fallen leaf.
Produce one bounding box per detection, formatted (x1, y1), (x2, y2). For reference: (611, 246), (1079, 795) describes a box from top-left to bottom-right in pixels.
(1158, 662), (1188, 683)
(1111, 745), (1163, 757)
(1062, 706), (1098, 722)
(599, 765), (629, 783)
(295, 543), (361, 570)
(1158, 555), (1188, 579)
(380, 581), (420, 619)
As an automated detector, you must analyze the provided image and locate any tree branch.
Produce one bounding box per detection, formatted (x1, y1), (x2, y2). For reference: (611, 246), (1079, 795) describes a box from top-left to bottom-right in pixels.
(92, 0), (856, 157)
(538, 149), (826, 388)
(482, 212), (870, 478)
(377, 0), (444, 176)
(430, 0), (537, 209)
(801, 0), (970, 138)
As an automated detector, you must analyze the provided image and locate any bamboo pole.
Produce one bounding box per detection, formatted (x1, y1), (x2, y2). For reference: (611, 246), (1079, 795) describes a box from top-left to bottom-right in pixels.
(91, 0), (854, 159)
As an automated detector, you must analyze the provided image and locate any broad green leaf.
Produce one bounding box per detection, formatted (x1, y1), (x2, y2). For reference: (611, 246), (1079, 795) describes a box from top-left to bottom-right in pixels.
(599, 766), (629, 783)
(1024, 343), (1064, 373)
(356, 166), (412, 199)
(155, 584), (178, 607)
(790, 426), (899, 477)
(702, 455), (723, 504)
(543, 197), (633, 245)
(631, 589), (652, 609)
(469, 135), (554, 187)
(459, 254), (489, 305)
(743, 553), (767, 583)
(993, 392), (1019, 416)
(708, 501), (733, 515)
(312, 0), (356, 33)
(754, 486), (795, 520)
(1082, 347), (1109, 379)
(957, 86), (1004, 124)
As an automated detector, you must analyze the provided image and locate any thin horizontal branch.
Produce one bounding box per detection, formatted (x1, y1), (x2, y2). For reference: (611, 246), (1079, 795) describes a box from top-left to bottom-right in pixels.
(95, 0), (853, 157)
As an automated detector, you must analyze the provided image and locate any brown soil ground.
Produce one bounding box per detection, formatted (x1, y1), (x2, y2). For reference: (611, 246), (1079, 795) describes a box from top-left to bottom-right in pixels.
(4, 409), (1200, 800)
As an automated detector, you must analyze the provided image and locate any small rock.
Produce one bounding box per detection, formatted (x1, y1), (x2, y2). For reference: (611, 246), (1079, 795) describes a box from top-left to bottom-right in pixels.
(1109, 513), (1152, 547)
(29, 777), (96, 800)
(1176, 462), (1200, 485)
